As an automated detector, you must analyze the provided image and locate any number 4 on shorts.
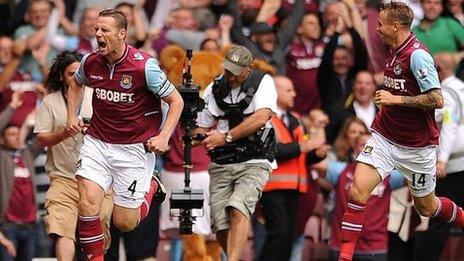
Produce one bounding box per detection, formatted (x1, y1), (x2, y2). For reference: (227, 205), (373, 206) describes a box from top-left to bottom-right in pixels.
(128, 180), (137, 195)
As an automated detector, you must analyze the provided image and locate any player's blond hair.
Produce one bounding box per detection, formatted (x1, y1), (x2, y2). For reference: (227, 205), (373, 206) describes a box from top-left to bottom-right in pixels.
(380, 2), (414, 29)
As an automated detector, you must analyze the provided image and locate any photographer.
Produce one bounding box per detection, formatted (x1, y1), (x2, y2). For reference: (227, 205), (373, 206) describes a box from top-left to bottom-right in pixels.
(195, 45), (277, 261)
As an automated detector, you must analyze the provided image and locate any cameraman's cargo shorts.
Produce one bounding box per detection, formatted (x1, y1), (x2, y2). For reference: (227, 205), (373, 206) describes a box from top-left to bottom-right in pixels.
(209, 162), (271, 233)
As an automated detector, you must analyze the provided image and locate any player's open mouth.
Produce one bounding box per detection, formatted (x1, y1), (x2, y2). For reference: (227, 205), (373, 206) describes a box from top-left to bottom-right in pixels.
(98, 41), (107, 49)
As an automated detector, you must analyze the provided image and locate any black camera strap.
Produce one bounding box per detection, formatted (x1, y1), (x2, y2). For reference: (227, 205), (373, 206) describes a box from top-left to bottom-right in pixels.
(212, 70), (266, 128)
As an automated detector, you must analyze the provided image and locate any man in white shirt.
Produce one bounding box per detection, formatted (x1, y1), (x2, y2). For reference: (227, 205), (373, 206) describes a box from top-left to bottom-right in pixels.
(351, 71), (377, 130)
(195, 45), (277, 261)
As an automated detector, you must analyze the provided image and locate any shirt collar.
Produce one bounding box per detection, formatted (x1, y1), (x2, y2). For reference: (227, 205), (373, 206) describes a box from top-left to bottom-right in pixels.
(276, 107), (286, 118)
(109, 44), (130, 66)
(392, 33), (416, 55)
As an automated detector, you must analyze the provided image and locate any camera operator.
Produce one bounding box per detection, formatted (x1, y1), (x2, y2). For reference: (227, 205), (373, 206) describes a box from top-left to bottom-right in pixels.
(194, 45), (278, 261)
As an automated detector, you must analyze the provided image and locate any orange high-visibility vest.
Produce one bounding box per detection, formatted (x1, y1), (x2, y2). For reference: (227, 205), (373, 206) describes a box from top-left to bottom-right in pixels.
(263, 114), (307, 193)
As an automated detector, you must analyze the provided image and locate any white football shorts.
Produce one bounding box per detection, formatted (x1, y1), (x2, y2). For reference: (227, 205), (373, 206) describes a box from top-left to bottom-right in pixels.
(76, 135), (155, 208)
(356, 132), (436, 197)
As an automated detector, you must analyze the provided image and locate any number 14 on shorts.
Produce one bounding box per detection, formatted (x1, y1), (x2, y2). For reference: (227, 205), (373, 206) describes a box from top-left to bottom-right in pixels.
(411, 173), (426, 188)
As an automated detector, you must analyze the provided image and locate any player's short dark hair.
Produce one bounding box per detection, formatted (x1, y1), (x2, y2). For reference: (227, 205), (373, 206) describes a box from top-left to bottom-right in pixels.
(99, 9), (128, 30)
(45, 51), (82, 93)
(380, 1), (414, 29)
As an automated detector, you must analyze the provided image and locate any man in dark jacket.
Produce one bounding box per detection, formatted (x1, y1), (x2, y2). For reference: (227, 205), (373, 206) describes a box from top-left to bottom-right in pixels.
(0, 94), (42, 260)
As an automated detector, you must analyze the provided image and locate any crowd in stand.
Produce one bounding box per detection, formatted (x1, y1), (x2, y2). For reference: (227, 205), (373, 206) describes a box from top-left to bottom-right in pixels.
(0, 0), (463, 260)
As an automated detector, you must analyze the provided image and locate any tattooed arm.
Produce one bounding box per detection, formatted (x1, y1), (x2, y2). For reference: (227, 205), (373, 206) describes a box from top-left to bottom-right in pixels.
(375, 89), (444, 109)
(402, 89), (444, 109)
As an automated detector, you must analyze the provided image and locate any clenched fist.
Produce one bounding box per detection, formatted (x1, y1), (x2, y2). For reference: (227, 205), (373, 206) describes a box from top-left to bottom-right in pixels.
(375, 90), (400, 106)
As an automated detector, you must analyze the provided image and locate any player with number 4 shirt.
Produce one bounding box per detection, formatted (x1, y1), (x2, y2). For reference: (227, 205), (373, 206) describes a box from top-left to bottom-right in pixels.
(66, 9), (183, 261)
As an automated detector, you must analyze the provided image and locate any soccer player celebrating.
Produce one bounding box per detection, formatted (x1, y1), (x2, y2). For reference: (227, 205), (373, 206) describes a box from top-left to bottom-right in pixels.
(66, 10), (183, 261)
(338, 2), (464, 260)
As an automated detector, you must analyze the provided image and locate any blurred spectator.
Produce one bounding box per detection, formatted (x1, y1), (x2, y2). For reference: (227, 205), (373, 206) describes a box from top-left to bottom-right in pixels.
(170, 12), (232, 53)
(443, 0), (464, 25)
(0, 36), (14, 68)
(149, 0), (215, 34)
(326, 71), (378, 140)
(355, 0), (388, 80)
(257, 76), (326, 261)
(321, 0), (363, 41)
(412, 0), (464, 55)
(116, 1), (148, 47)
(302, 109), (330, 142)
(0, 101), (43, 260)
(340, 0), (364, 39)
(218, 14), (234, 49)
(152, 7), (216, 54)
(408, 0), (426, 27)
(14, 0), (55, 82)
(229, 0), (306, 74)
(347, 71), (377, 129)
(315, 133), (404, 260)
(282, 0), (319, 14)
(52, 0), (77, 36)
(75, 8), (100, 54)
(0, 38), (39, 127)
(331, 116), (368, 161)
(149, 0), (179, 31)
(415, 52), (464, 260)
(317, 22), (367, 142)
(286, 12), (326, 115)
(73, 0), (136, 25)
(148, 0), (213, 31)
(322, 2), (342, 41)
(253, 0), (282, 24)
(0, 92), (24, 132)
(45, 3), (76, 51)
(45, 0), (96, 53)
(200, 38), (221, 52)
